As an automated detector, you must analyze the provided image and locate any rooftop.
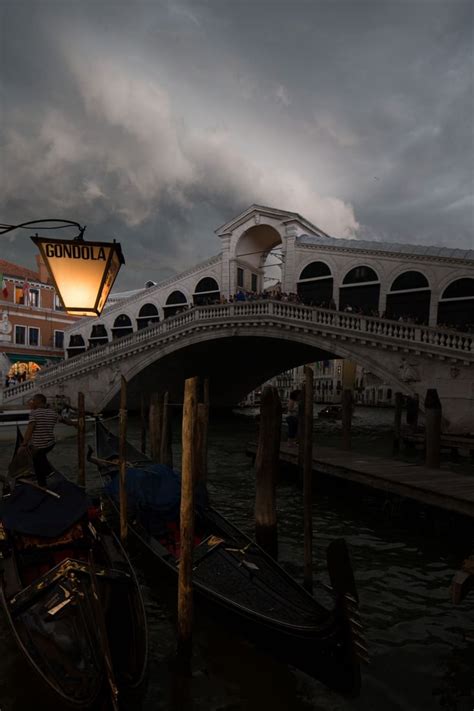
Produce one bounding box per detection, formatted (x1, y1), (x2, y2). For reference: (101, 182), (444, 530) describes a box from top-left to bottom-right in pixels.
(297, 234), (474, 261)
(0, 259), (42, 282)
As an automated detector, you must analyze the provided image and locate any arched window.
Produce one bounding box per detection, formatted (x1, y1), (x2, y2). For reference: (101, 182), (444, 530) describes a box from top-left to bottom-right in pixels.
(442, 278), (474, 300)
(342, 266), (378, 284)
(339, 266), (380, 315)
(300, 262), (331, 280)
(297, 261), (333, 307)
(391, 271), (429, 291)
(67, 334), (86, 358)
(163, 290), (187, 319)
(89, 324), (108, 348)
(386, 271), (431, 324)
(438, 278), (474, 330)
(112, 314), (133, 339)
(136, 303), (160, 330)
(193, 277), (220, 306)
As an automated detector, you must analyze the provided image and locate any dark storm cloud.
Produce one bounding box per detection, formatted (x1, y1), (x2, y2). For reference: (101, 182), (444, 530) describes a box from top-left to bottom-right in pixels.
(0, 0), (472, 290)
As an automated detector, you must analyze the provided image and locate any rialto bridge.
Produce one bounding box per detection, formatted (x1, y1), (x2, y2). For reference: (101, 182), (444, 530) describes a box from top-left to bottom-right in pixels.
(4, 205), (474, 431)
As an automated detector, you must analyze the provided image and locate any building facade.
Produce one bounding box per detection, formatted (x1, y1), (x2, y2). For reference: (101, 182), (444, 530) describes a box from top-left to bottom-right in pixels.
(0, 256), (81, 388)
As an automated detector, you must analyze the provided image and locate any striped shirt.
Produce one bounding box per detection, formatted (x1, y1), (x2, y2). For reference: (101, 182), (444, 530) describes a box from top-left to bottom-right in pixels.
(29, 407), (59, 448)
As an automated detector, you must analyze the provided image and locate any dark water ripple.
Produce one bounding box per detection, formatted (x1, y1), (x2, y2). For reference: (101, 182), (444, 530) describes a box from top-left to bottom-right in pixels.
(0, 407), (473, 710)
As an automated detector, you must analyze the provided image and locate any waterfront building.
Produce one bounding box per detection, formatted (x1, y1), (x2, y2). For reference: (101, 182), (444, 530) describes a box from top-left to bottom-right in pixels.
(0, 257), (80, 387)
(243, 359), (395, 409)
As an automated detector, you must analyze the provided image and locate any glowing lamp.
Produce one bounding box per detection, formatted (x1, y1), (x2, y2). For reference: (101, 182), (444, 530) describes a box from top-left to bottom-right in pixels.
(31, 234), (125, 316)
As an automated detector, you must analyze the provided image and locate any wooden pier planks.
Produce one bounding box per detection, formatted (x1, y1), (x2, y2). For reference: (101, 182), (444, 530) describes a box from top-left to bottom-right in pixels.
(246, 442), (474, 518)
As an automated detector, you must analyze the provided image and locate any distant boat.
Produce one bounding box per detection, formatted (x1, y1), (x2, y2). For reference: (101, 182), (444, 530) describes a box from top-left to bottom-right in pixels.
(318, 405), (343, 420)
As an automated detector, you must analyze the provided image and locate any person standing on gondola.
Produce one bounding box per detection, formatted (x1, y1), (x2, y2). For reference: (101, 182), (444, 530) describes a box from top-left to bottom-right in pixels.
(19, 393), (77, 487)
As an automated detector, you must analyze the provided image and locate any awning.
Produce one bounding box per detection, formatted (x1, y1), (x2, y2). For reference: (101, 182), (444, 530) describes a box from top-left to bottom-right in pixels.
(5, 354), (63, 365)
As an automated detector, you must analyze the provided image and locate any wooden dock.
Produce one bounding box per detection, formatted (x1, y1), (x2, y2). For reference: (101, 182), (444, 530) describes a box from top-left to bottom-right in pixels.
(246, 442), (474, 519)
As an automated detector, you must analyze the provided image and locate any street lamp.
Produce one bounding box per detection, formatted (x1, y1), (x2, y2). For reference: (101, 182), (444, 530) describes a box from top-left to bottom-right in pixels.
(1, 220), (125, 316)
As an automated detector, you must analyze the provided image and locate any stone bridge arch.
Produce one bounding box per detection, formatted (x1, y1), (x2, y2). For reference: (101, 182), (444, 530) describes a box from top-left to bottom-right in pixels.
(100, 327), (427, 414)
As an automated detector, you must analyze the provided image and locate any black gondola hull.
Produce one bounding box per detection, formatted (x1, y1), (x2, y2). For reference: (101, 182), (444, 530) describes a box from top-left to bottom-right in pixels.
(0, 457), (148, 710)
(95, 422), (361, 696)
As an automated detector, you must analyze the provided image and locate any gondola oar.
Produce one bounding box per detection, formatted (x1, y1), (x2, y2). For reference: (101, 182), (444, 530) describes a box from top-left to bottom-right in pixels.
(16, 478), (60, 499)
(88, 551), (120, 711)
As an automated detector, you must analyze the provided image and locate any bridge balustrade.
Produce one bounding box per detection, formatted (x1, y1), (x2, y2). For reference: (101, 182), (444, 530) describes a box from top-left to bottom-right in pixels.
(3, 300), (473, 403)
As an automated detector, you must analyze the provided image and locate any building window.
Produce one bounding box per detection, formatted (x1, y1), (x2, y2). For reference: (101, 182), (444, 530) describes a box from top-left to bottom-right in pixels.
(14, 286), (25, 305)
(28, 327), (40, 346)
(54, 330), (64, 349)
(54, 294), (64, 311)
(29, 288), (40, 307)
(251, 273), (258, 292)
(237, 268), (244, 288)
(15, 325), (26, 344)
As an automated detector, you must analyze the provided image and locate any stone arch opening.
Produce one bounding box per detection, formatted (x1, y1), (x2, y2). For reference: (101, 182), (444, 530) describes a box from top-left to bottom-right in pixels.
(339, 266), (380, 314)
(386, 271), (431, 324)
(193, 277), (220, 306)
(67, 334), (86, 358)
(164, 290), (187, 319)
(112, 314), (133, 339)
(297, 261), (333, 307)
(235, 224), (282, 294)
(438, 278), (474, 330)
(89, 324), (108, 348)
(137, 303), (160, 330)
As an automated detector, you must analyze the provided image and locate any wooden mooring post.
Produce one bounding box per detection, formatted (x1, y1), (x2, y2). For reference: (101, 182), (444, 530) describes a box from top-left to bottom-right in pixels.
(393, 391), (403, 453)
(303, 366), (314, 593)
(255, 385), (281, 559)
(425, 388), (442, 469)
(119, 376), (128, 543)
(149, 392), (163, 462)
(406, 394), (419, 429)
(196, 378), (210, 484)
(177, 376), (198, 663)
(140, 393), (147, 455)
(341, 388), (353, 451)
(77, 391), (86, 487)
(160, 391), (173, 468)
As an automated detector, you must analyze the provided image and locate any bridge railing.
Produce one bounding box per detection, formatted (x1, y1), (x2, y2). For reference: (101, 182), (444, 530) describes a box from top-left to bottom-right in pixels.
(3, 300), (473, 402)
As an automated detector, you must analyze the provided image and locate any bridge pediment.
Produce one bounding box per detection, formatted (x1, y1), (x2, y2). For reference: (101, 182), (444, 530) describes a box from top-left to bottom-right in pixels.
(214, 204), (326, 240)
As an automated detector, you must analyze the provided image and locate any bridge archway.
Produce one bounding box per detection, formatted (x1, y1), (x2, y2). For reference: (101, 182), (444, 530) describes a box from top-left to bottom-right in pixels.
(102, 326), (420, 414)
(164, 290), (188, 319)
(67, 334), (86, 358)
(112, 314), (133, 339)
(193, 277), (220, 305)
(89, 324), (108, 348)
(235, 224), (282, 293)
(137, 303), (160, 330)
(339, 266), (380, 314)
(297, 261), (334, 307)
(438, 278), (474, 329)
(386, 271), (431, 324)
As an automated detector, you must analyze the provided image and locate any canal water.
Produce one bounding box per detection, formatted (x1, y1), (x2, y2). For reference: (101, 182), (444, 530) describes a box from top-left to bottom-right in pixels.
(0, 407), (473, 710)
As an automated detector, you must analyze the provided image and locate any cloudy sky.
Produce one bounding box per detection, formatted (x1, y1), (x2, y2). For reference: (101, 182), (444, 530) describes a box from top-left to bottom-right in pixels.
(1, 0), (473, 290)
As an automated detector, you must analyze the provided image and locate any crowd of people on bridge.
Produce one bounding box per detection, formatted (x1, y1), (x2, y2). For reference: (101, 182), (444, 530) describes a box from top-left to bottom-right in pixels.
(149, 289), (472, 334)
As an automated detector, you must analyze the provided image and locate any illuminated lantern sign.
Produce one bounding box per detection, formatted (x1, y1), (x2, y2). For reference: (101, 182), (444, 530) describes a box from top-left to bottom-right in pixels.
(31, 235), (125, 316)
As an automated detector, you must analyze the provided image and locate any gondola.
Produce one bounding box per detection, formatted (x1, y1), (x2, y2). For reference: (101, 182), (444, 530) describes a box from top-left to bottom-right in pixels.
(0, 429), (148, 710)
(317, 405), (343, 420)
(91, 421), (366, 696)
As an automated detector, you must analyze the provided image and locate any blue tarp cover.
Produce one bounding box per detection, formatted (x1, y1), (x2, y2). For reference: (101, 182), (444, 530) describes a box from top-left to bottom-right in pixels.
(1, 474), (90, 537)
(105, 464), (182, 522)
